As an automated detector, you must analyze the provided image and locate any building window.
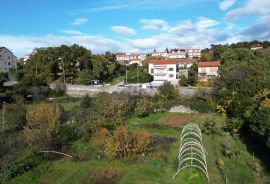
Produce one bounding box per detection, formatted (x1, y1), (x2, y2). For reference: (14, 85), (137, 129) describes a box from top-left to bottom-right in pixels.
(169, 74), (174, 78)
(8, 62), (10, 65)
(168, 68), (174, 71)
(151, 68), (154, 73)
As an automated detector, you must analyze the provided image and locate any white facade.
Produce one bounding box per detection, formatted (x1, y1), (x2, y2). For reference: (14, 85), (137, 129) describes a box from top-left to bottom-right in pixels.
(151, 52), (168, 57)
(148, 61), (178, 84)
(0, 47), (17, 73)
(168, 52), (186, 59)
(116, 53), (146, 61)
(186, 49), (201, 58)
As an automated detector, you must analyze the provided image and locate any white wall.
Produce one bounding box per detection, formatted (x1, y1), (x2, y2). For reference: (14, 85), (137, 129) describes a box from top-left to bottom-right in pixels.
(0, 48), (17, 73)
(149, 63), (177, 81)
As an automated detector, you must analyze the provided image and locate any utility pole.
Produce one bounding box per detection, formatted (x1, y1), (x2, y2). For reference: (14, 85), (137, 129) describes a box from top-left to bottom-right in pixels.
(63, 62), (66, 84)
(137, 65), (139, 84)
(35, 65), (38, 76)
(125, 62), (128, 84)
(2, 101), (5, 132)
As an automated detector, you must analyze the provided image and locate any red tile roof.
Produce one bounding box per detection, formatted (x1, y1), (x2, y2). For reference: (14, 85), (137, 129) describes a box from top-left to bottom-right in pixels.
(149, 59), (178, 65)
(198, 61), (220, 67)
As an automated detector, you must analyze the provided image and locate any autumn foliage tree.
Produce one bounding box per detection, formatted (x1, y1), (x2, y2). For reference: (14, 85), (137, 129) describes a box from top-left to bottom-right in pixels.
(23, 103), (63, 151)
(92, 126), (151, 159)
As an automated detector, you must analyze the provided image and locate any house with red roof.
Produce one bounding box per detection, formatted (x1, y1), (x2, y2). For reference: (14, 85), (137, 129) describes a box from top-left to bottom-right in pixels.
(148, 59), (198, 84)
(198, 61), (220, 81)
(148, 59), (178, 84)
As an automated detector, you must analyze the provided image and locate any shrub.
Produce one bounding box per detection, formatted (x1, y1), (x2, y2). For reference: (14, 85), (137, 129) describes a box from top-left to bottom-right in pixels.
(5, 97), (26, 130)
(23, 103), (63, 151)
(179, 76), (189, 86)
(225, 118), (244, 134)
(88, 92), (133, 130)
(201, 121), (218, 135)
(134, 95), (154, 117)
(91, 127), (152, 159)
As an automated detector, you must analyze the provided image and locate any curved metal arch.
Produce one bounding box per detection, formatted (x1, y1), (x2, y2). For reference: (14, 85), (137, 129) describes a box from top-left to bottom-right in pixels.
(173, 123), (210, 183)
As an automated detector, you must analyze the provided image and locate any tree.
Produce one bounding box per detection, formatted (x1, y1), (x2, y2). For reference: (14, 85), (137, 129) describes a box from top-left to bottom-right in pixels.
(23, 103), (63, 151)
(88, 92), (133, 131)
(156, 82), (179, 101)
(213, 48), (270, 119)
(188, 64), (198, 86)
(179, 76), (189, 86)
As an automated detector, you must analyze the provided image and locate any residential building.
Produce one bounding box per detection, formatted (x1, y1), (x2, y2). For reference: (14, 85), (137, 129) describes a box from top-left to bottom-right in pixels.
(178, 59), (198, 77)
(186, 49), (201, 58)
(250, 44), (263, 50)
(151, 52), (168, 57)
(198, 61), (220, 81)
(148, 59), (178, 84)
(116, 53), (146, 61)
(168, 52), (186, 59)
(177, 59), (198, 68)
(0, 47), (17, 73)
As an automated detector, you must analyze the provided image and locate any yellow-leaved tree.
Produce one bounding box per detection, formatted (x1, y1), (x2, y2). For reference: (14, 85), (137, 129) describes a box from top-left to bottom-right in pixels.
(23, 103), (63, 151)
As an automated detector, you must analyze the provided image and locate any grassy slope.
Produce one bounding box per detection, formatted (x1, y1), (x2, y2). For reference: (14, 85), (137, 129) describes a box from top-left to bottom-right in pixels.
(8, 112), (262, 184)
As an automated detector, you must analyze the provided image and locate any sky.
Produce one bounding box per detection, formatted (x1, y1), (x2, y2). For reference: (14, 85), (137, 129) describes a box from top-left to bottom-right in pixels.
(0, 0), (270, 57)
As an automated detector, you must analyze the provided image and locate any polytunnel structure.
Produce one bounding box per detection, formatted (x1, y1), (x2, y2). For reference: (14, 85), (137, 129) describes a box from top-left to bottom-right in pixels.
(173, 123), (209, 183)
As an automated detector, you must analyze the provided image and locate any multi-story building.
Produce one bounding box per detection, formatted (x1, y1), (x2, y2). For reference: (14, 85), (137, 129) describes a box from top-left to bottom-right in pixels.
(116, 53), (146, 61)
(148, 59), (178, 84)
(250, 44), (263, 50)
(168, 52), (186, 59)
(0, 47), (17, 73)
(186, 49), (201, 58)
(198, 61), (220, 81)
(151, 52), (168, 57)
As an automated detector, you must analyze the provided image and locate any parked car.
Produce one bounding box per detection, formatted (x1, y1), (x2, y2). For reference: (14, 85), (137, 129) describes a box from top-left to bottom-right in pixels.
(117, 84), (131, 89)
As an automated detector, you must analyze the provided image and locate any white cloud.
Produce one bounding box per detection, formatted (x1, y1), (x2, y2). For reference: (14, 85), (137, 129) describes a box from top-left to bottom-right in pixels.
(196, 17), (220, 30)
(71, 18), (88, 26)
(219, 0), (235, 11)
(60, 30), (83, 35)
(3, 16), (267, 58)
(0, 34), (123, 57)
(226, 0), (270, 21)
(140, 19), (169, 31)
(111, 26), (136, 36)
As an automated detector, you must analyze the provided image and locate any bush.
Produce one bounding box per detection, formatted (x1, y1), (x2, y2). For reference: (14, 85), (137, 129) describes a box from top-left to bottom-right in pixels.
(179, 76), (189, 86)
(91, 127), (151, 159)
(201, 121), (218, 135)
(5, 97), (26, 130)
(134, 95), (154, 117)
(154, 82), (180, 110)
(225, 118), (244, 134)
(88, 92), (133, 131)
(23, 103), (63, 151)
(1, 152), (41, 181)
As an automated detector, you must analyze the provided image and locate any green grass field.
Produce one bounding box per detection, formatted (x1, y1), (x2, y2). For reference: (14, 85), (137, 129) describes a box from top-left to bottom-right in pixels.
(5, 110), (266, 184)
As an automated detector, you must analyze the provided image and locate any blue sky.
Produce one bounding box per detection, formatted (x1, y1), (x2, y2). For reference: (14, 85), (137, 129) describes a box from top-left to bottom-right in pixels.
(0, 0), (270, 57)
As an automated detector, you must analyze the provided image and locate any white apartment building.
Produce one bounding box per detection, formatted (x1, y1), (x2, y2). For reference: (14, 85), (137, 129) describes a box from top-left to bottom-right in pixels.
(186, 49), (201, 58)
(151, 52), (168, 57)
(148, 59), (178, 84)
(0, 47), (17, 73)
(250, 44), (263, 50)
(116, 53), (146, 61)
(168, 52), (186, 59)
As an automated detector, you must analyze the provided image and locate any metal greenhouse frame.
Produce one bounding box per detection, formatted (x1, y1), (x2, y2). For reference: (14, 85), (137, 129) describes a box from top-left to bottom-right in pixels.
(173, 123), (210, 183)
